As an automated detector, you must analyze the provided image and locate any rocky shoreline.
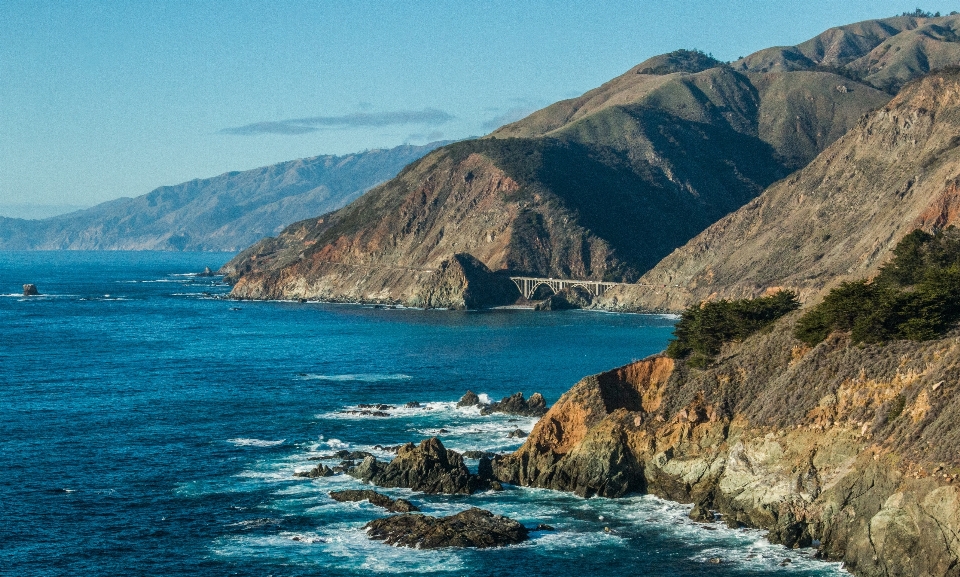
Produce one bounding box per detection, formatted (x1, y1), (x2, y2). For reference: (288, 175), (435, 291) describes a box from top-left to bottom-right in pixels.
(489, 317), (960, 577)
(295, 322), (960, 575)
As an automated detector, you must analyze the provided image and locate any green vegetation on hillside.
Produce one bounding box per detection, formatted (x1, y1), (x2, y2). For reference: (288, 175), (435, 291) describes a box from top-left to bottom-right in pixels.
(667, 290), (800, 367)
(637, 49), (723, 75)
(795, 228), (960, 345)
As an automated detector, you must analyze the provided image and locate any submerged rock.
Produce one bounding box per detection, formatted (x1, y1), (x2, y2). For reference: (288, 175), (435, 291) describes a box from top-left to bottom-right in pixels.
(22, 284), (39, 296)
(364, 507), (529, 548)
(480, 392), (548, 417)
(328, 489), (419, 513)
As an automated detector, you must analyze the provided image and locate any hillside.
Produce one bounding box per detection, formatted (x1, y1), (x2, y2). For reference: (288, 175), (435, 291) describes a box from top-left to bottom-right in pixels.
(600, 69), (960, 312)
(221, 14), (960, 306)
(0, 142), (447, 251)
(493, 308), (960, 576)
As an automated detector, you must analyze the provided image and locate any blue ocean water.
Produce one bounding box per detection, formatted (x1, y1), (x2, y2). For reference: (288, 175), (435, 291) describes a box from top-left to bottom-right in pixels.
(0, 252), (846, 576)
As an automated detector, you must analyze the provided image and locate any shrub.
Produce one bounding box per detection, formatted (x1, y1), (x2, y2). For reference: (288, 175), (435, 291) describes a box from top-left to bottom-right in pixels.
(794, 227), (960, 346)
(666, 290), (800, 363)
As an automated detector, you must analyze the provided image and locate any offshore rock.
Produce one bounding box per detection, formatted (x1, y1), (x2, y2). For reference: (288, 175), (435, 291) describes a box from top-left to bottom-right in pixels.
(294, 463), (334, 478)
(481, 392), (548, 417)
(364, 507), (529, 549)
(352, 438), (477, 495)
(457, 390), (481, 407)
(328, 490), (419, 513)
(22, 284), (39, 296)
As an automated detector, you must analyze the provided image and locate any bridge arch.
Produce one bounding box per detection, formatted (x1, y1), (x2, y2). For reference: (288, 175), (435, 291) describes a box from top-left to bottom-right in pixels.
(529, 281), (558, 299)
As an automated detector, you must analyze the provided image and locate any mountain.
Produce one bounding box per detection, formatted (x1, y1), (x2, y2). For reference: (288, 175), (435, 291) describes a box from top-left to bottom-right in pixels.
(733, 14), (960, 94)
(222, 14), (960, 305)
(0, 141), (448, 251)
(600, 69), (960, 312)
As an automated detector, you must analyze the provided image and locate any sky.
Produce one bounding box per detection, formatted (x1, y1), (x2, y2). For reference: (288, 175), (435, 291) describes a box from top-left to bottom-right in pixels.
(1, 1), (956, 212)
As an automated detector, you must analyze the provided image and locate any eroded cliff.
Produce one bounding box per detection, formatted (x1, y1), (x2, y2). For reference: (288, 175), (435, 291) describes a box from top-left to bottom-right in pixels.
(494, 313), (960, 576)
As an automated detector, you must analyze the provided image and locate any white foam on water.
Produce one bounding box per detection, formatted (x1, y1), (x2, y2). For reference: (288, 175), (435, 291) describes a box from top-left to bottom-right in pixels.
(227, 438), (286, 447)
(316, 400), (457, 420)
(601, 494), (848, 574)
(299, 373), (413, 382)
(212, 525), (465, 573)
(325, 438), (351, 450)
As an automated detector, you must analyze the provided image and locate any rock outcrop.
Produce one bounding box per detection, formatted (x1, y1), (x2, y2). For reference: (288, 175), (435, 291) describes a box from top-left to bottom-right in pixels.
(414, 253), (520, 309)
(533, 286), (593, 311)
(348, 437), (497, 495)
(364, 507), (529, 549)
(481, 392), (548, 417)
(328, 490), (419, 513)
(492, 315), (960, 576)
(457, 390), (481, 407)
(22, 284), (39, 296)
(294, 463), (334, 478)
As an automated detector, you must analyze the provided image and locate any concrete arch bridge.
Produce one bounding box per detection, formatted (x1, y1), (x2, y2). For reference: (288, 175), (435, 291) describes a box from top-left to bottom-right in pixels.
(509, 276), (624, 299)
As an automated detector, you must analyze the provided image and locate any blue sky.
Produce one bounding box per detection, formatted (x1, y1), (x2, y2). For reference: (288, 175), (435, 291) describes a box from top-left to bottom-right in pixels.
(0, 1), (954, 209)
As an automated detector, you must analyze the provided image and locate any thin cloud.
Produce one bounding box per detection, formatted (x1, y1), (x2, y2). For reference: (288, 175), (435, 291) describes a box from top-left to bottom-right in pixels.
(405, 130), (445, 142)
(480, 106), (539, 131)
(222, 108), (454, 136)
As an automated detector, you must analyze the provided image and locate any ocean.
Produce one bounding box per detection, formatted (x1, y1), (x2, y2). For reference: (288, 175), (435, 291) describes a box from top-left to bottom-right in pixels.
(0, 251), (846, 576)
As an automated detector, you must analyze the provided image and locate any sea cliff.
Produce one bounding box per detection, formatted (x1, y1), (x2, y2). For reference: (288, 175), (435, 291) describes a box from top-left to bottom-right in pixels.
(494, 313), (960, 576)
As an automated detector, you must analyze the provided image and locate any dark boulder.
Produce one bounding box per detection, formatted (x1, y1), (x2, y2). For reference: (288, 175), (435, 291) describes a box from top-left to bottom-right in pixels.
(481, 392), (549, 417)
(457, 390), (481, 407)
(329, 489), (419, 513)
(507, 428), (528, 438)
(22, 284), (39, 296)
(689, 502), (715, 522)
(364, 507), (529, 548)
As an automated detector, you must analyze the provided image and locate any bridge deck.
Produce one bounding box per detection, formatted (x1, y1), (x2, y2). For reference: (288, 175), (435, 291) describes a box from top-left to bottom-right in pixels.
(508, 276), (626, 299)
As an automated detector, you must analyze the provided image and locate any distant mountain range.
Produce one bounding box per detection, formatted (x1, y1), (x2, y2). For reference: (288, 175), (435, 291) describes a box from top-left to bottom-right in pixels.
(0, 141), (448, 251)
(224, 14), (960, 305)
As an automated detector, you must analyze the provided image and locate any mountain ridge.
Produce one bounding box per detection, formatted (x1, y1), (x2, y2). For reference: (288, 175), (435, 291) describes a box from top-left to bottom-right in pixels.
(222, 15), (958, 304)
(599, 69), (960, 312)
(0, 141), (449, 251)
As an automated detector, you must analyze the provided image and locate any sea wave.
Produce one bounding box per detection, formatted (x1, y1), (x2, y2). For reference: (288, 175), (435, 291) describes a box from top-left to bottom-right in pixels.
(297, 373), (413, 382)
(227, 438), (285, 447)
